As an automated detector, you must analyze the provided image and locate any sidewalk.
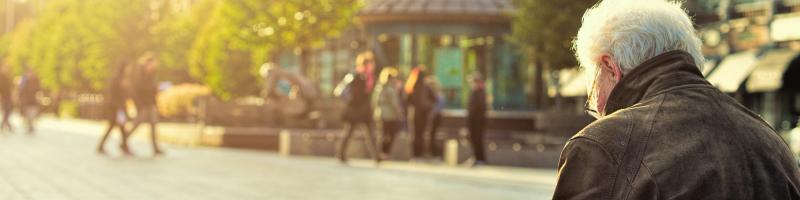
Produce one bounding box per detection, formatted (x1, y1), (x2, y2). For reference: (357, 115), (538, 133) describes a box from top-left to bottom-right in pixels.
(37, 117), (205, 147)
(0, 116), (560, 199)
(36, 116), (558, 192)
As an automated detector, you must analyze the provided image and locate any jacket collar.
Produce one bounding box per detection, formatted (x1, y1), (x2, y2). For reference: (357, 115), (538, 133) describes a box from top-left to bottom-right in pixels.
(604, 50), (710, 115)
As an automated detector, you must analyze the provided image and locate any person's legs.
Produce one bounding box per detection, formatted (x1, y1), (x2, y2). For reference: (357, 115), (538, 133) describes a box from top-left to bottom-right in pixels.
(468, 123), (486, 163)
(362, 121), (380, 162)
(22, 105), (35, 133)
(146, 107), (162, 154)
(29, 105), (38, 133)
(117, 121), (132, 155)
(1, 102), (13, 132)
(338, 122), (355, 162)
(412, 108), (430, 158)
(381, 121), (400, 155)
(97, 119), (117, 153)
(427, 112), (442, 157)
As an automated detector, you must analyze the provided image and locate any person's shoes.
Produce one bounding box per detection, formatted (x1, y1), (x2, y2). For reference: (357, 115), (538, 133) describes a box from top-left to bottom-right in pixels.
(120, 145), (134, 156)
(471, 160), (487, 168)
(154, 149), (165, 156)
(96, 147), (106, 155)
(375, 155), (384, 164)
(338, 155), (348, 164)
(379, 153), (390, 161)
(424, 157), (443, 165)
(411, 157), (437, 164)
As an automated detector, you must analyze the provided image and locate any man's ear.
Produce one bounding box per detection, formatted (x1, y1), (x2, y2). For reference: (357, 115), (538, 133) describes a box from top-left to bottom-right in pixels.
(600, 54), (623, 82)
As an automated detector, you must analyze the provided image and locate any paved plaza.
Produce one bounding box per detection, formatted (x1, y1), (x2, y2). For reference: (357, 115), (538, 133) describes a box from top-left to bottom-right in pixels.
(0, 118), (557, 200)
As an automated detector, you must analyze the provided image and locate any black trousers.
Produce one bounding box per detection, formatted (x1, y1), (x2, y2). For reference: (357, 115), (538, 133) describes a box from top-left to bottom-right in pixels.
(338, 121), (379, 160)
(381, 120), (402, 154)
(97, 110), (129, 150)
(1, 101), (13, 131)
(468, 120), (486, 162)
(428, 112), (442, 156)
(412, 108), (432, 157)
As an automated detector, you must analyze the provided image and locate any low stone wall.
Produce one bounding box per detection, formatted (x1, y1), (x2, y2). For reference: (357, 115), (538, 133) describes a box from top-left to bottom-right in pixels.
(198, 126), (567, 168)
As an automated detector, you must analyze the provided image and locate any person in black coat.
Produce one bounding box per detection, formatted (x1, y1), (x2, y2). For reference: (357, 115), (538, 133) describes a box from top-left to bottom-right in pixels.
(406, 67), (438, 159)
(126, 53), (163, 155)
(467, 73), (487, 166)
(97, 62), (132, 155)
(336, 52), (380, 163)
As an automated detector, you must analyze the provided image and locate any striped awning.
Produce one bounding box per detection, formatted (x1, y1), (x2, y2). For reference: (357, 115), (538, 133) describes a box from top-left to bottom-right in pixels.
(706, 51), (759, 93)
(746, 49), (800, 92)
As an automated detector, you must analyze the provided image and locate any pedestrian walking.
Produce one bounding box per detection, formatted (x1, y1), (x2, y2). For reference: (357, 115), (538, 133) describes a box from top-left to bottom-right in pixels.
(467, 74), (487, 166)
(372, 67), (404, 160)
(554, 0), (800, 198)
(0, 61), (14, 133)
(405, 66), (437, 159)
(17, 68), (40, 134)
(126, 53), (163, 155)
(335, 52), (380, 164)
(97, 61), (132, 155)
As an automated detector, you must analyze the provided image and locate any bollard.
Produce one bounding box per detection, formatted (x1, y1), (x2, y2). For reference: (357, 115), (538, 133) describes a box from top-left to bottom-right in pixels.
(279, 130), (291, 156)
(445, 139), (459, 166)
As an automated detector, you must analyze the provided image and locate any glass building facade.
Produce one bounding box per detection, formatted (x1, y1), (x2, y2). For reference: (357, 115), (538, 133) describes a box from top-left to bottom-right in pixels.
(278, 0), (530, 112)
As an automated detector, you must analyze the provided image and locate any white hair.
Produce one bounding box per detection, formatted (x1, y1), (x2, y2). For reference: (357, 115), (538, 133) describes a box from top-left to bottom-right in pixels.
(574, 0), (704, 74)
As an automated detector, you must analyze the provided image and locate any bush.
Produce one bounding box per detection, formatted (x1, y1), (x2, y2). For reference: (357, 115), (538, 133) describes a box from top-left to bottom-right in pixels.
(59, 100), (79, 118)
(157, 84), (211, 120)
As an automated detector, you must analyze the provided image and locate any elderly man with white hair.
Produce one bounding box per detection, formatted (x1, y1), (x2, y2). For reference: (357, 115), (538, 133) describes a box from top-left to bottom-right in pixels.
(553, 0), (800, 199)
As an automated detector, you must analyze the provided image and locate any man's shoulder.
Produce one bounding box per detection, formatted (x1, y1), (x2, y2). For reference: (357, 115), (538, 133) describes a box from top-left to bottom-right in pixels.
(570, 105), (657, 158)
(571, 115), (625, 158)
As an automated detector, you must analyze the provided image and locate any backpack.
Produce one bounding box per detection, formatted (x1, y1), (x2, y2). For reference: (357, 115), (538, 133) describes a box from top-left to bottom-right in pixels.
(334, 73), (354, 102)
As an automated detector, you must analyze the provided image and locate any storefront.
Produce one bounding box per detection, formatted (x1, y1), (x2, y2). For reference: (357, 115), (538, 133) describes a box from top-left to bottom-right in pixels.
(702, 1), (800, 132)
(271, 29), (365, 99)
(703, 2), (773, 117)
(746, 48), (800, 131)
(356, 0), (525, 110)
(742, 9), (800, 131)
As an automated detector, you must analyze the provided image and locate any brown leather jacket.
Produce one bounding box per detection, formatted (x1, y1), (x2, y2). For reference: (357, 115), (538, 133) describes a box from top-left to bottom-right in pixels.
(553, 51), (800, 199)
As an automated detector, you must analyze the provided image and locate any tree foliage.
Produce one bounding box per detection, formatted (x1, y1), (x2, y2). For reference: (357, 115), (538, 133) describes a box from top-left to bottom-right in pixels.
(187, 0), (361, 100)
(152, 0), (218, 83)
(3, 0), (360, 99)
(7, 0), (154, 91)
(510, 0), (598, 70)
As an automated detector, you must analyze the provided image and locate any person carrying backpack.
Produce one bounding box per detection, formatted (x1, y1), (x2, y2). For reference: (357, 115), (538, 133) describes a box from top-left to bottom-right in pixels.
(335, 52), (380, 164)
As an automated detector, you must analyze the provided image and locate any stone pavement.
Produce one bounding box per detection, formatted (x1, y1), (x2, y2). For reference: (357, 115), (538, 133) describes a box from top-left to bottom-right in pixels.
(0, 117), (557, 200)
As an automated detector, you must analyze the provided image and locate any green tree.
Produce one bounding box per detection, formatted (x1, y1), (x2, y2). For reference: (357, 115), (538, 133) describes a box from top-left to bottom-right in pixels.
(187, 0), (362, 100)
(152, 0), (218, 83)
(510, 0), (597, 106)
(511, 0), (597, 70)
(4, 0), (361, 99)
(7, 0), (155, 92)
(0, 0), (39, 58)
